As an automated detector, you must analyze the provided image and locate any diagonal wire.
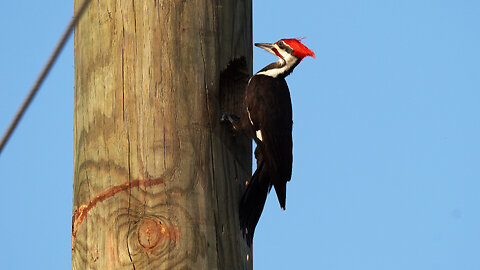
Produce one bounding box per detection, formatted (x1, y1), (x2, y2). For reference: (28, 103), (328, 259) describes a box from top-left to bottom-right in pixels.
(0, 0), (92, 156)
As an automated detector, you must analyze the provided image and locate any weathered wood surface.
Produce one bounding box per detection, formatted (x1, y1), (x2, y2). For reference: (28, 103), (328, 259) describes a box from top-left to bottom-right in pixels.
(72, 1), (252, 269)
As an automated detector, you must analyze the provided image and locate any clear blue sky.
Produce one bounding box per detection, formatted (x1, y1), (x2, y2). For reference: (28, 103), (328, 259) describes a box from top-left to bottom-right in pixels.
(1, 1), (479, 269)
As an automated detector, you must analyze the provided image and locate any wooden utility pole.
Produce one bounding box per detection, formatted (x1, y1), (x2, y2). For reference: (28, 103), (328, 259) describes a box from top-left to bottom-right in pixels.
(72, 1), (252, 269)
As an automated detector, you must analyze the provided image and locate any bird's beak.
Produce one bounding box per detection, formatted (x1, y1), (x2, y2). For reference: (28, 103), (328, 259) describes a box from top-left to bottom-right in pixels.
(255, 43), (277, 56)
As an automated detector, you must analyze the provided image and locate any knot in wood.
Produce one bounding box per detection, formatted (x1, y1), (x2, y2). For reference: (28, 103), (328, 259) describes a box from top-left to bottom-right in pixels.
(137, 219), (163, 249)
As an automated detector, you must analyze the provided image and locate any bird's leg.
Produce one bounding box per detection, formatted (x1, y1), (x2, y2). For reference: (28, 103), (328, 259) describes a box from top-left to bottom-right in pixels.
(220, 112), (242, 132)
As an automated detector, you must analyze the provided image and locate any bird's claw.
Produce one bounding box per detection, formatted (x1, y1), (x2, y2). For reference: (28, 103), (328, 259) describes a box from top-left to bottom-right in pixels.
(220, 112), (229, 123)
(221, 113), (239, 123)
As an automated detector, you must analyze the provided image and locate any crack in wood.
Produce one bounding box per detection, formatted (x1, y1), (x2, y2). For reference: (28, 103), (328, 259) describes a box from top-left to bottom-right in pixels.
(126, 133), (135, 269)
(198, 25), (223, 269)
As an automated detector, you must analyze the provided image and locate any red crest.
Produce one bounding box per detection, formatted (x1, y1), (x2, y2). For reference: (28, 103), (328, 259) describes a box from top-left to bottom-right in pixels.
(280, 38), (315, 59)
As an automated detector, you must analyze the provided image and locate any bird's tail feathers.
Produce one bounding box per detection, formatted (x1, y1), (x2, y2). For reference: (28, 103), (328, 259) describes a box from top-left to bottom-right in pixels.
(239, 161), (270, 246)
(273, 183), (287, 210)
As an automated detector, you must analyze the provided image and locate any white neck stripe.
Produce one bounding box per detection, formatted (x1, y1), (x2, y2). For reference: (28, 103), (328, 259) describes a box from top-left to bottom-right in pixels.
(256, 54), (298, 78)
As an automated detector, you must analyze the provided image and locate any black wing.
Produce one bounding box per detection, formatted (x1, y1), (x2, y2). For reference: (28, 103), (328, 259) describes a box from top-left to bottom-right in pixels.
(244, 75), (293, 208)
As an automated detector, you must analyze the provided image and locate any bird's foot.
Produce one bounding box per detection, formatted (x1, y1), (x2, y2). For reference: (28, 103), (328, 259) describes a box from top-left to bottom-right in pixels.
(220, 113), (239, 124)
(220, 112), (230, 123)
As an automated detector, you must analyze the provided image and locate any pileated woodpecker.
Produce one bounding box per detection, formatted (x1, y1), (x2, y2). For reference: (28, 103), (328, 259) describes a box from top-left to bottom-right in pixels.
(222, 38), (315, 245)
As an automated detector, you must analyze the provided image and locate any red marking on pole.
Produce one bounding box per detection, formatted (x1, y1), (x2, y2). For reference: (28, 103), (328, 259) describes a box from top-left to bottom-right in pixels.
(72, 178), (164, 250)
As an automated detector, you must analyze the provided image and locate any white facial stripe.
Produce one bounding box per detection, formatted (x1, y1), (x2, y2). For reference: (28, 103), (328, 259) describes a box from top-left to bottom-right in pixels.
(256, 54), (298, 78)
(256, 130), (263, 141)
(256, 67), (284, 78)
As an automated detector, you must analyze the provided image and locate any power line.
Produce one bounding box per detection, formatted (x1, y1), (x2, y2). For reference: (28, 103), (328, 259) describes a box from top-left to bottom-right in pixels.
(0, 0), (91, 156)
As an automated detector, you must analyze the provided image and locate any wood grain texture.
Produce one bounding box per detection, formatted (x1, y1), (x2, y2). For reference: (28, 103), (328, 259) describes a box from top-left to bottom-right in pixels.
(72, 0), (252, 269)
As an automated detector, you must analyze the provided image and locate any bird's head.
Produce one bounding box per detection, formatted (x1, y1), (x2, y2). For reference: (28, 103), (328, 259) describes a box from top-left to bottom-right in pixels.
(255, 38), (315, 62)
(254, 38), (315, 78)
